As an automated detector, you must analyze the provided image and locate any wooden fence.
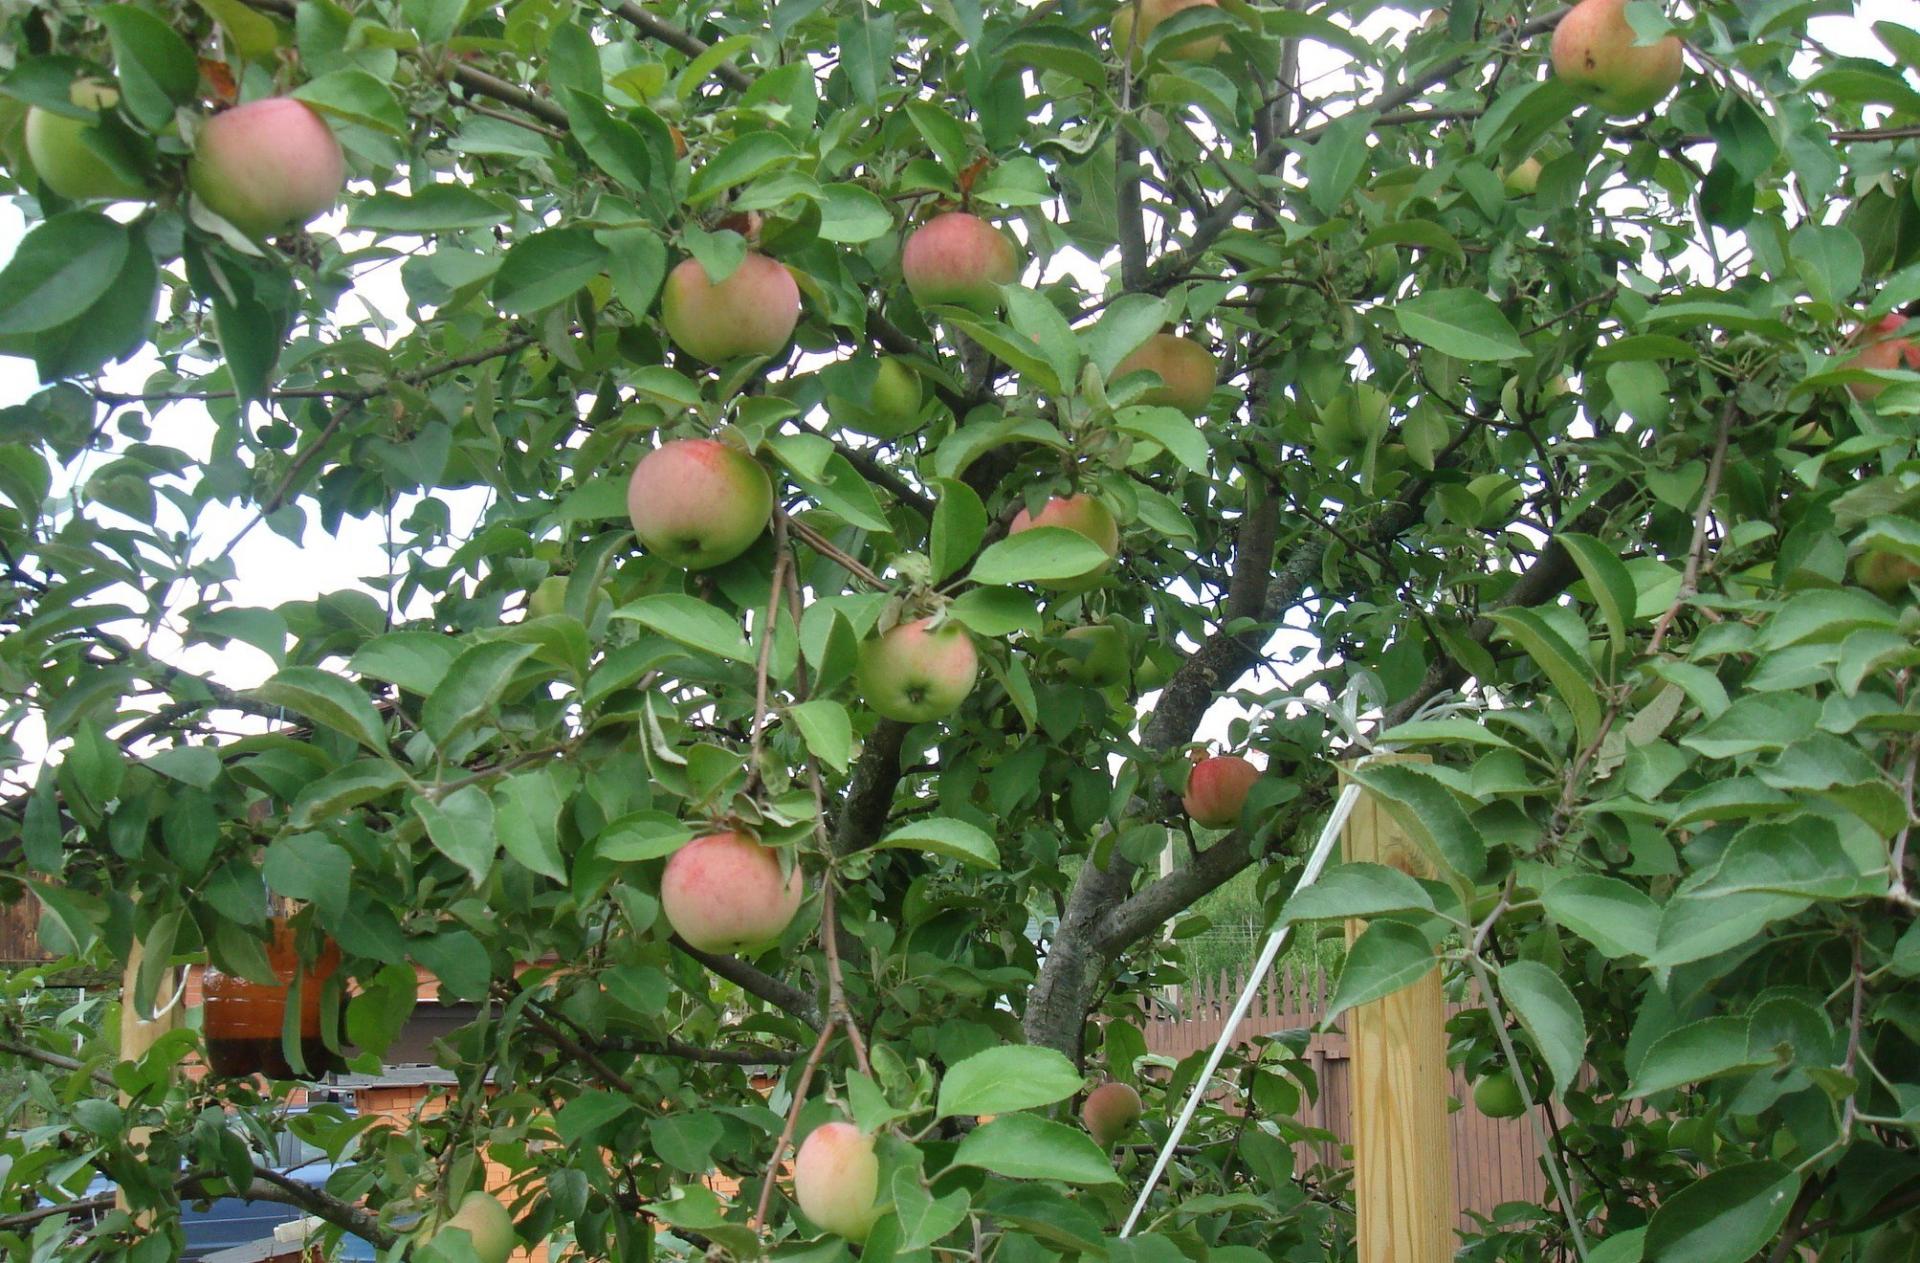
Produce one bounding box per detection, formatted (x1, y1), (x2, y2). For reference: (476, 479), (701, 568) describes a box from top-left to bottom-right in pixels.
(1140, 963), (1549, 1226)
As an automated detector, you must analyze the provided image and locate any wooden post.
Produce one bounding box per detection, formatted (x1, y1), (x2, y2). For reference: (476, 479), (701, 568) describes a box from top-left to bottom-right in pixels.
(1341, 754), (1454, 1263)
(116, 937), (178, 1218)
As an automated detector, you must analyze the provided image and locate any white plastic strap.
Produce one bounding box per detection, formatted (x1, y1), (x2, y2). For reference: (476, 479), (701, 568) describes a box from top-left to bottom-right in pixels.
(1120, 777), (1366, 1237)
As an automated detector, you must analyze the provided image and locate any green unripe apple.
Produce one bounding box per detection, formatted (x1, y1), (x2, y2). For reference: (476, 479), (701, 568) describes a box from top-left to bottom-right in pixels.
(857, 618), (978, 723)
(1473, 1071), (1526, 1119)
(829, 356), (923, 438)
(426, 1191), (515, 1263)
(1854, 550), (1920, 600)
(1056, 624), (1130, 688)
(25, 81), (146, 203)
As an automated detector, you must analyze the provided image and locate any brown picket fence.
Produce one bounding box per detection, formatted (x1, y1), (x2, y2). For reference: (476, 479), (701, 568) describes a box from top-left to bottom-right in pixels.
(1140, 963), (1551, 1226)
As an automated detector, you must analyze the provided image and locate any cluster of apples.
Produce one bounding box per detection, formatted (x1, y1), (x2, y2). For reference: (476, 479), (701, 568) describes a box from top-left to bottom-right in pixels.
(24, 81), (346, 237)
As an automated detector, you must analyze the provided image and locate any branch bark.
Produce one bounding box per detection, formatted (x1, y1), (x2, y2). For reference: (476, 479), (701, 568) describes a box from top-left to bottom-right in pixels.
(670, 936), (823, 1028)
(605, 2), (755, 92)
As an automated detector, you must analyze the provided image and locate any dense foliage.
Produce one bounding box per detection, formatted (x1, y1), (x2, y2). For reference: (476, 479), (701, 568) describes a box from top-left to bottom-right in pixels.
(1, 0), (1918, 1260)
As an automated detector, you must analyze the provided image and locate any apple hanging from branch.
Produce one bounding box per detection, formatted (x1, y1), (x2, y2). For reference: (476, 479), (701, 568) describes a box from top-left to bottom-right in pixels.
(660, 830), (804, 954)
(626, 438), (774, 570)
(189, 98), (346, 236)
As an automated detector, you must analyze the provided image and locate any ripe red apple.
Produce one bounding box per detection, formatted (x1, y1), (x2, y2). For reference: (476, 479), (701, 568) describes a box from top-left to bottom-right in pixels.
(1843, 314), (1920, 401)
(1057, 624), (1130, 688)
(25, 81), (146, 203)
(1112, 0), (1226, 63)
(901, 212), (1020, 314)
(1473, 1071), (1526, 1119)
(794, 1120), (880, 1241)
(829, 356), (923, 438)
(1182, 754), (1259, 828)
(1550, 0), (1684, 117)
(425, 1191), (516, 1263)
(189, 98), (346, 236)
(856, 617), (978, 723)
(1082, 1082), (1143, 1149)
(1113, 333), (1217, 416)
(660, 253), (801, 364)
(1009, 494), (1121, 589)
(626, 438), (773, 570)
(1854, 550), (1920, 600)
(660, 830), (804, 954)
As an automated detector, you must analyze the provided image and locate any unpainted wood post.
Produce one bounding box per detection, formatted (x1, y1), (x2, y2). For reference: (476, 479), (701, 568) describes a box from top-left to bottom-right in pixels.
(1340, 754), (1454, 1263)
(116, 937), (178, 1218)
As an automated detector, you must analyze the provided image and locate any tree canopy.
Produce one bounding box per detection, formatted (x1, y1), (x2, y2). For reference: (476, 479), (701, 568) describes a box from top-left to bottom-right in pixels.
(1, 0), (1918, 1260)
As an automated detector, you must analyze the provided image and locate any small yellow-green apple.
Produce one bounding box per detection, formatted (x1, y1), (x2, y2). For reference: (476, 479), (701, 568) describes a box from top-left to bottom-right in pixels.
(1113, 333), (1218, 416)
(1502, 156), (1543, 195)
(25, 81), (146, 202)
(660, 252), (800, 364)
(660, 830), (804, 954)
(1473, 1071), (1526, 1119)
(1057, 624), (1130, 687)
(856, 617), (978, 723)
(626, 438), (773, 570)
(189, 98), (346, 236)
(1854, 550), (1920, 600)
(901, 212), (1020, 314)
(1843, 313), (1920, 402)
(794, 1120), (881, 1241)
(1082, 1082), (1143, 1149)
(1112, 0), (1226, 64)
(1009, 494), (1121, 589)
(426, 1191), (516, 1263)
(829, 356), (923, 438)
(1550, 0), (1684, 117)
(528, 575), (608, 621)
(1182, 754), (1259, 828)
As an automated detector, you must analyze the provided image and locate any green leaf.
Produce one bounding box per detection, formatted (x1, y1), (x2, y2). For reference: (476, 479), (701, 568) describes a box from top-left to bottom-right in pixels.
(350, 631), (461, 697)
(931, 478), (987, 584)
(873, 817), (1000, 869)
(493, 767), (570, 883)
(1348, 762), (1487, 882)
(1558, 532), (1638, 656)
(596, 813), (695, 863)
(1588, 1228), (1647, 1263)
(613, 594), (755, 663)
(409, 928), (490, 1001)
(787, 699), (852, 773)
(1689, 818), (1872, 901)
(144, 745), (221, 791)
(252, 667), (389, 755)
(0, 213), (128, 336)
(1498, 961), (1586, 1100)
(262, 832), (352, 921)
(969, 528), (1113, 586)
(292, 69), (406, 134)
(1642, 1162), (1800, 1263)
(1489, 607), (1603, 745)
(191, 0), (283, 61)
(290, 760), (409, 830)
(412, 786), (499, 885)
(1323, 920), (1437, 1026)
(950, 1114), (1121, 1185)
(893, 1169), (971, 1251)
(492, 228), (610, 315)
(346, 962), (418, 1058)
(1392, 289), (1529, 360)
(1113, 405), (1209, 473)
(557, 1091), (635, 1145)
(348, 185), (510, 232)
(99, 6), (198, 129)
(936, 1045), (1085, 1118)
(947, 586), (1043, 637)
(1087, 294), (1173, 376)
(1630, 1017), (1767, 1097)
(421, 641), (538, 749)
(688, 132), (799, 203)
(1541, 874), (1659, 959)
(815, 183), (892, 243)
(1279, 862), (1435, 923)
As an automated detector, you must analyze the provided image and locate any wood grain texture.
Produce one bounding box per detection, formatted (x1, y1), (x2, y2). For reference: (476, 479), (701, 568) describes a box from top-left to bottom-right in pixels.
(1342, 754), (1455, 1263)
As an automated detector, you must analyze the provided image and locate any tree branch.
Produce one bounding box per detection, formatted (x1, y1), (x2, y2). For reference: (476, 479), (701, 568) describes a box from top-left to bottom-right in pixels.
(604, 2), (755, 92)
(670, 936), (822, 1029)
(0, 1036), (118, 1090)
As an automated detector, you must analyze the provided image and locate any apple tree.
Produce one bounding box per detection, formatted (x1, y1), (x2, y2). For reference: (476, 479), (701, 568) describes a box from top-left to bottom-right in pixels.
(1, 0), (1918, 1260)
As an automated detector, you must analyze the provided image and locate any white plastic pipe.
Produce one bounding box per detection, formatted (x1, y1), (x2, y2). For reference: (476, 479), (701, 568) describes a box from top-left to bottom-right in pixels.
(1119, 778), (1365, 1238)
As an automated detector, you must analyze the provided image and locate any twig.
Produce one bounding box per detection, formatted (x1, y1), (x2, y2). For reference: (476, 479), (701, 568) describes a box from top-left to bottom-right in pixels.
(749, 1019), (835, 1234)
(604, 2), (754, 92)
(747, 515), (793, 783)
(781, 511), (887, 589)
(0, 1036), (118, 1090)
(606, 1038), (799, 1065)
(669, 936), (822, 1028)
(1647, 395), (1739, 654)
(1891, 741), (1916, 903)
